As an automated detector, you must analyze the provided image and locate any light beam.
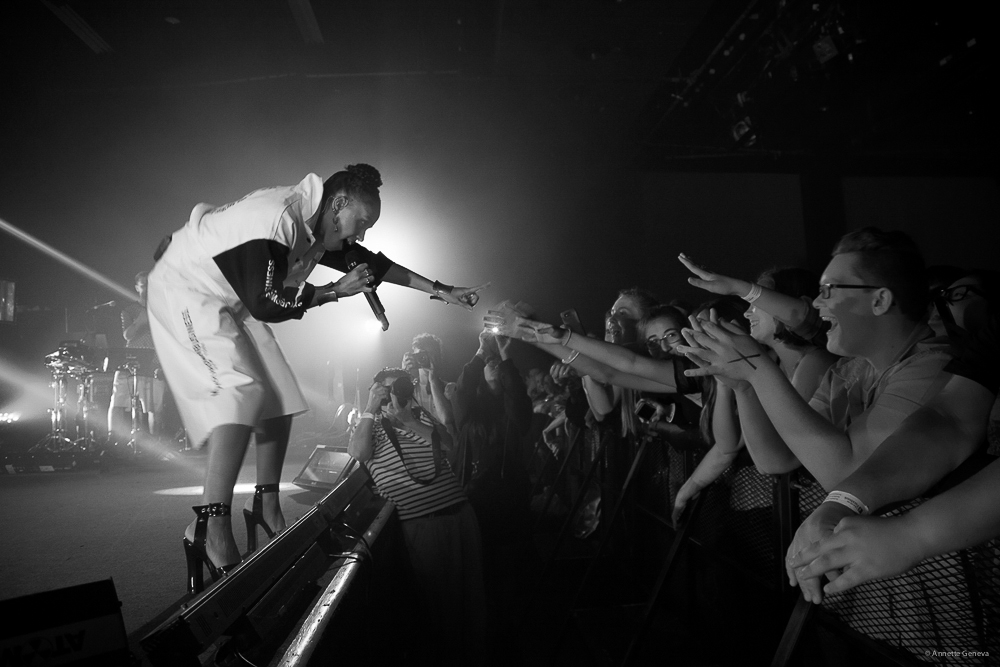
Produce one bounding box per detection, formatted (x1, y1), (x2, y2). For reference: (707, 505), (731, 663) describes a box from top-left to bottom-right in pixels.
(0, 217), (138, 303)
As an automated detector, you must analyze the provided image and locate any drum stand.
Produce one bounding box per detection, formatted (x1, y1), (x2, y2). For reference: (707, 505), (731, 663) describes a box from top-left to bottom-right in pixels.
(73, 373), (101, 451)
(122, 361), (147, 457)
(31, 372), (82, 453)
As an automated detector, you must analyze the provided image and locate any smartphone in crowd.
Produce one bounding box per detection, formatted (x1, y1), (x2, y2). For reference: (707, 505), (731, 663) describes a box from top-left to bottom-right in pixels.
(634, 398), (676, 424)
(634, 399), (658, 423)
(560, 308), (586, 336)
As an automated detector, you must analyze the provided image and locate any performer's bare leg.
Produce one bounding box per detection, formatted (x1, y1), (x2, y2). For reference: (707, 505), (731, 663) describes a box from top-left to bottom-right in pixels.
(249, 415), (292, 534)
(185, 423), (252, 567)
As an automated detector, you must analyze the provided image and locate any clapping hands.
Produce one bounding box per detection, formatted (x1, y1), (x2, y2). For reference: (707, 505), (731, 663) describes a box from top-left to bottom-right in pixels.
(676, 317), (769, 385)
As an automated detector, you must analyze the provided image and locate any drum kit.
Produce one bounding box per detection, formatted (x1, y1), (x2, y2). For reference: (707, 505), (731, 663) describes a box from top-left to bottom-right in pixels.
(30, 340), (102, 453)
(30, 340), (164, 456)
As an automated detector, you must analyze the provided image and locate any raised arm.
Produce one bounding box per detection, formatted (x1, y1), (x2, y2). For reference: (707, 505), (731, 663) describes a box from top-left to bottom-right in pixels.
(678, 253), (822, 339)
(348, 382), (388, 463)
(382, 264), (489, 310)
(454, 334), (492, 425)
(424, 363), (454, 428)
(513, 319), (679, 390)
(544, 341), (677, 392)
(320, 242), (489, 310)
(495, 336), (534, 435)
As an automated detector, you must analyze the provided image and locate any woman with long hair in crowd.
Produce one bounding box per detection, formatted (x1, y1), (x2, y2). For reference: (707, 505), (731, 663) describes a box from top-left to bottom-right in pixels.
(671, 267), (838, 525)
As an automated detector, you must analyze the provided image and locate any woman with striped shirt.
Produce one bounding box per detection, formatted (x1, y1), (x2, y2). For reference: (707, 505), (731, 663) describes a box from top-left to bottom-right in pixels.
(350, 368), (487, 665)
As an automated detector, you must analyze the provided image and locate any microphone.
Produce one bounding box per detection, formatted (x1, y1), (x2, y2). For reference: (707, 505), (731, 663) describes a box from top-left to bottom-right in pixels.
(345, 247), (389, 331)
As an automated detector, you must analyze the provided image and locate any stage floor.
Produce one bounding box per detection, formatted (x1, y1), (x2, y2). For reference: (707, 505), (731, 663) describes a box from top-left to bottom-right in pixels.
(0, 430), (331, 653)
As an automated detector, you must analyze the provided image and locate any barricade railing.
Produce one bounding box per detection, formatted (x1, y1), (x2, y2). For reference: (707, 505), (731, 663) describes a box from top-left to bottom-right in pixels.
(627, 438), (1000, 666)
(787, 486), (999, 666)
(527, 416), (999, 665)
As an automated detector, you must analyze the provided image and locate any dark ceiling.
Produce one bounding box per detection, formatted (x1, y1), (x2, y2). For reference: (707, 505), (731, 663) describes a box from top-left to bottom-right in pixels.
(2, 0), (994, 174)
(635, 1), (997, 174)
(0, 0), (710, 170)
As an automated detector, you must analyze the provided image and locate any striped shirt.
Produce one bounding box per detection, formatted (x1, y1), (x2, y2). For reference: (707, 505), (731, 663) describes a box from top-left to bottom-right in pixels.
(368, 412), (466, 521)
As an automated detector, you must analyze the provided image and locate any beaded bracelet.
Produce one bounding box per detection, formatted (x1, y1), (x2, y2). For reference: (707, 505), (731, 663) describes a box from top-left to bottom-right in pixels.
(824, 490), (870, 515)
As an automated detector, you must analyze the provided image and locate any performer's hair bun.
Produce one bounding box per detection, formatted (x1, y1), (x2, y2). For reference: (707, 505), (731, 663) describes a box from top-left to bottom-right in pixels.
(345, 163), (382, 191)
(323, 163), (382, 203)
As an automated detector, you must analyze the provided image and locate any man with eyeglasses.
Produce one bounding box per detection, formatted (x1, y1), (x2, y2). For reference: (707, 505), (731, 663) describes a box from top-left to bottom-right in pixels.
(679, 227), (955, 492)
(786, 268), (998, 602)
(678, 243), (997, 611)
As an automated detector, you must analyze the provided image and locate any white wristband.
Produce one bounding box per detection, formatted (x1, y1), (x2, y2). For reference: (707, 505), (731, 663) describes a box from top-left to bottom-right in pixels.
(742, 283), (763, 303)
(359, 412), (375, 421)
(824, 490), (870, 515)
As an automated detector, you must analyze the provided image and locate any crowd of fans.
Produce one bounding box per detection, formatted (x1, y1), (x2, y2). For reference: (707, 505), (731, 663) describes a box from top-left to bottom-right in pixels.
(347, 225), (999, 663)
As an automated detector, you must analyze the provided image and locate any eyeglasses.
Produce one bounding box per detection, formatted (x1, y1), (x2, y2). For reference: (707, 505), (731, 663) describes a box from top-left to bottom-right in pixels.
(647, 329), (683, 347)
(818, 284), (883, 299)
(938, 284), (984, 304)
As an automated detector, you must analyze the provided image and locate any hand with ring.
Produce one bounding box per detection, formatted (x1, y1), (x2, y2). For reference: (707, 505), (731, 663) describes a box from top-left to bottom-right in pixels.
(318, 262), (374, 305)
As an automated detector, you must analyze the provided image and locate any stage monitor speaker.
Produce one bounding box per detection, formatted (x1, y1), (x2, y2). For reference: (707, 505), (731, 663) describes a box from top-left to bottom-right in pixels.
(0, 578), (130, 666)
(293, 445), (357, 491)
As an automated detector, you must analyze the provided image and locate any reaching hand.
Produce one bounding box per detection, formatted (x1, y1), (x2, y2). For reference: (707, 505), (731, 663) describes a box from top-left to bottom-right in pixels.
(784, 502), (856, 603)
(675, 318), (769, 384)
(686, 312), (750, 391)
(678, 253), (751, 297)
(786, 513), (926, 602)
(434, 282), (491, 310)
(515, 317), (567, 345)
(483, 300), (536, 338)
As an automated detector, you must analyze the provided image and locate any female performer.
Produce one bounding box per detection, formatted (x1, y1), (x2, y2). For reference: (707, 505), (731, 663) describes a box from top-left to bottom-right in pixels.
(147, 164), (488, 593)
